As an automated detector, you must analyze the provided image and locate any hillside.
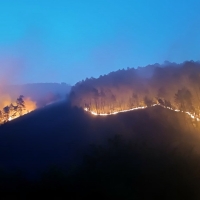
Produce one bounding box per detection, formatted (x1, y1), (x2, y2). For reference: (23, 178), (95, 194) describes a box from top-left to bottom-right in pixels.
(0, 100), (200, 198)
(0, 82), (71, 108)
(0, 83), (71, 124)
(70, 61), (200, 119)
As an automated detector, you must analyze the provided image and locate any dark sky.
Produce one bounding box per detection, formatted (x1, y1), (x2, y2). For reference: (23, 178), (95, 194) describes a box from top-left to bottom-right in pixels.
(0, 0), (200, 85)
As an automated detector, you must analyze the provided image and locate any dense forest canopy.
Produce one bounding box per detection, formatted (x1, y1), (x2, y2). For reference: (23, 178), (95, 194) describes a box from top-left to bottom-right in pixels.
(70, 61), (200, 119)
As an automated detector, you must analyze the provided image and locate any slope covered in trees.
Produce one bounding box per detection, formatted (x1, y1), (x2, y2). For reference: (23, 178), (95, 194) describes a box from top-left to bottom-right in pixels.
(0, 82), (71, 108)
(0, 83), (71, 124)
(0, 101), (200, 198)
(1, 62), (200, 198)
(70, 61), (200, 117)
(0, 95), (36, 124)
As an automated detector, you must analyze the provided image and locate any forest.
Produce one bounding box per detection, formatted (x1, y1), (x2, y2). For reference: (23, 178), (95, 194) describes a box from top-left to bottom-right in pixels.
(0, 95), (34, 124)
(1, 62), (200, 198)
(0, 102), (200, 199)
(70, 61), (200, 120)
(1, 61), (200, 198)
(0, 83), (71, 124)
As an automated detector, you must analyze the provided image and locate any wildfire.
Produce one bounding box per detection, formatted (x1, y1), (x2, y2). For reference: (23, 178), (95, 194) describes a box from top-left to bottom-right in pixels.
(84, 104), (200, 121)
(23, 97), (37, 113)
(84, 106), (147, 116)
(0, 95), (37, 124)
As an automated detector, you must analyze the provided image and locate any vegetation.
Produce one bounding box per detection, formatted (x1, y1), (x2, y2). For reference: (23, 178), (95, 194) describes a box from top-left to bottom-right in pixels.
(0, 101), (199, 198)
(70, 61), (200, 119)
(1, 62), (200, 198)
(0, 95), (28, 124)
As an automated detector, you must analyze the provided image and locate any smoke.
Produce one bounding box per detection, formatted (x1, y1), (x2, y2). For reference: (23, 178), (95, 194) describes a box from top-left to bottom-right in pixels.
(0, 94), (12, 110)
(0, 82), (70, 115)
(0, 54), (26, 85)
(0, 95), (37, 114)
(0, 55), (29, 111)
(0, 56), (23, 110)
(70, 60), (200, 116)
(23, 97), (37, 112)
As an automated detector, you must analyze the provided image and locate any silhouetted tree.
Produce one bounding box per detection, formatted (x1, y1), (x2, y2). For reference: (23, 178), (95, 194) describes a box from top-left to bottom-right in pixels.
(0, 110), (3, 124)
(69, 61), (200, 116)
(16, 95), (25, 116)
(144, 96), (153, 107)
(3, 106), (10, 122)
(9, 103), (17, 118)
(175, 88), (193, 112)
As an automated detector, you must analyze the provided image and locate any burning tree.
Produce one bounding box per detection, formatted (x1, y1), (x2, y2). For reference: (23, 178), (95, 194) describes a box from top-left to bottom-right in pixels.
(0, 111), (3, 124)
(16, 95), (25, 116)
(9, 103), (18, 119)
(0, 95), (30, 124)
(175, 88), (194, 112)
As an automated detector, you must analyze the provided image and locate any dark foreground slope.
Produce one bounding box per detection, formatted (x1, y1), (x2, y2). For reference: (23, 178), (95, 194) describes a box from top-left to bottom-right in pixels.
(0, 102), (200, 199)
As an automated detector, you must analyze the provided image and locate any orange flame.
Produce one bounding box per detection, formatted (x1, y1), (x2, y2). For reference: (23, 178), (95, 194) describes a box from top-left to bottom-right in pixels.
(84, 104), (200, 121)
(0, 95), (37, 123)
(24, 97), (37, 113)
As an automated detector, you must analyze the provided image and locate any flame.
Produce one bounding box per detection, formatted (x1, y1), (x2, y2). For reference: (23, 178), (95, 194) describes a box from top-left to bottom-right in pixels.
(85, 106), (147, 116)
(24, 97), (37, 113)
(0, 94), (12, 110)
(0, 96), (37, 123)
(84, 104), (200, 121)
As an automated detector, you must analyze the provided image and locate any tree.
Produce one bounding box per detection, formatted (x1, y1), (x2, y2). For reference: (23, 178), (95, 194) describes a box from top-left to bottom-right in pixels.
(0, 110), (4, 124)
(144, 96), (153, 107)
(9, 103), (18, 118)
(3, 106), (10, 122)
(16, 95), (25, 116)
(174, 88), (193, 112)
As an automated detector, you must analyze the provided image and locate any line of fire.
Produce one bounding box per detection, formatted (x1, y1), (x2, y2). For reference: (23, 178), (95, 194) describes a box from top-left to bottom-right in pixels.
(70, 62), (200, 126)
(0, 95), (36, 124)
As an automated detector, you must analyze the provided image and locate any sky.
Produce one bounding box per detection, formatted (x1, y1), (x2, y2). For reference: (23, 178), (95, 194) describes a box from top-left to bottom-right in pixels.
(0, 0), (200, 85)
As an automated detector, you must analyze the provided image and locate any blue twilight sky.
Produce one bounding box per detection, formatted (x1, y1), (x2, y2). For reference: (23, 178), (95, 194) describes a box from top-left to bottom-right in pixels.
(0, 0), (200, 85)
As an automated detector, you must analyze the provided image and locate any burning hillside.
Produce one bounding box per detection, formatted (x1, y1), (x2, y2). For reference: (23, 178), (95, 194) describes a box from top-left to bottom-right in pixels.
(0, 95), (36, 124)
(0, 83), (71, 124)
(70, 61), (200, 124)
(1, 83), (71, 107)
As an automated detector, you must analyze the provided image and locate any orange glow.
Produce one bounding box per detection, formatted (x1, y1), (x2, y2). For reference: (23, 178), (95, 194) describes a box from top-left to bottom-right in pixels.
(24, 97), (37, 113)
(0, 95), (37, 124)
(84, 104), (200, 121)
(0, 94), (12, 110)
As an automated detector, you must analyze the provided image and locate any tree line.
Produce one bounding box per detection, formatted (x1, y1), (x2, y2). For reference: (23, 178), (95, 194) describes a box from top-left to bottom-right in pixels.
(0, 95), (27, 124)
(69, 61), (200, 118)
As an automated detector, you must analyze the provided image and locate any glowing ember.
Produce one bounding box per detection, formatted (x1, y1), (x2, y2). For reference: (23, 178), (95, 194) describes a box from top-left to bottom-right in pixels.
(84, 104), (200, 121)
(85, 106), (147, 116)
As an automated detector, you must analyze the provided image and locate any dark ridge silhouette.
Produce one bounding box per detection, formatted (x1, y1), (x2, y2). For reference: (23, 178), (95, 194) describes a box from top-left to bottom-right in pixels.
(0, 99), (200, 198)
